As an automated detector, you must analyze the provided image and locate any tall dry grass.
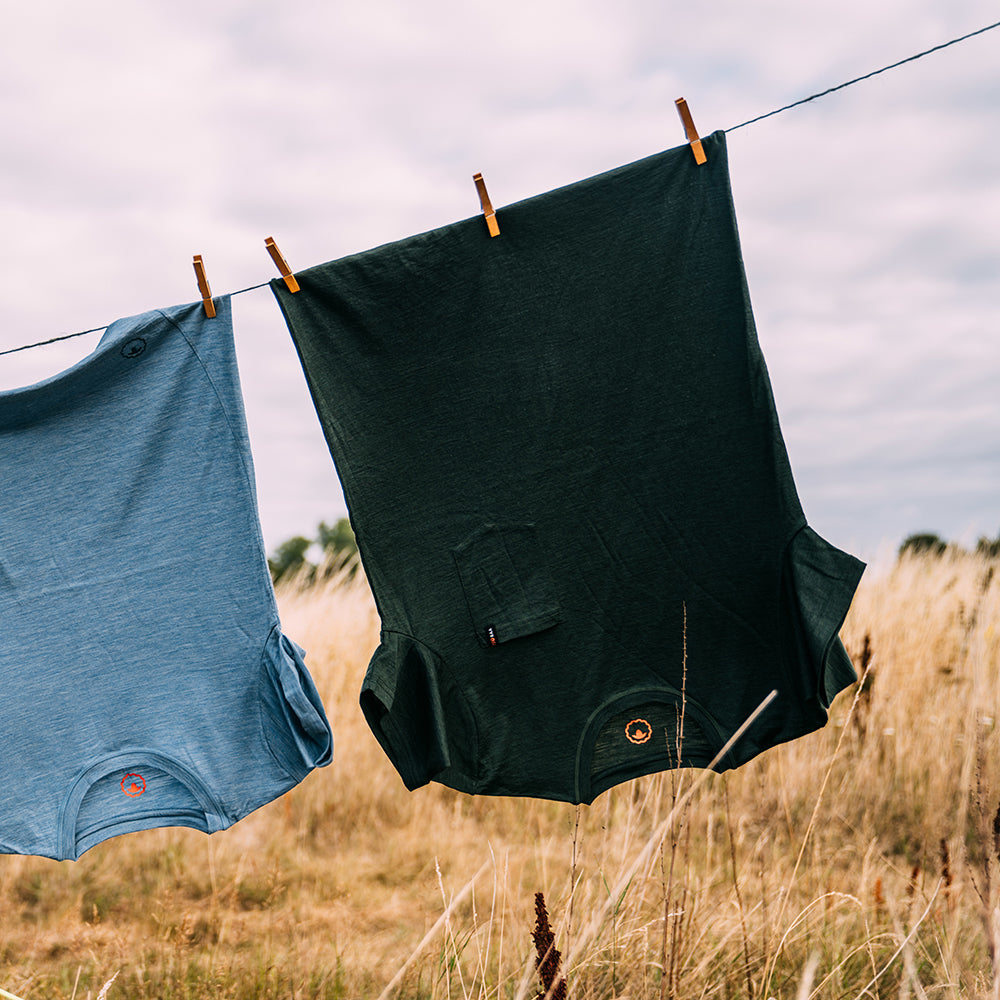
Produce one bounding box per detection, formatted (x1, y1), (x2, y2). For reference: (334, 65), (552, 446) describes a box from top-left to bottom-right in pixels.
(1, 550), (998, 999)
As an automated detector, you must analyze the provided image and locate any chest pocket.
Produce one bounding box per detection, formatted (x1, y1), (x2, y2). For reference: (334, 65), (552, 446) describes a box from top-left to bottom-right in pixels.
(452, 522), (562, 648)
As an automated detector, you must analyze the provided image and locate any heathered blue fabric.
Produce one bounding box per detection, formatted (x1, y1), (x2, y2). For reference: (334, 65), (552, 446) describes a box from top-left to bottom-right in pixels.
(0, 297), (332, 860)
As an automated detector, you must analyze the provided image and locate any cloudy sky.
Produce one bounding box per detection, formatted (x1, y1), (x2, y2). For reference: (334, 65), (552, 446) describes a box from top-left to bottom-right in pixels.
(1, 0), (997, 566)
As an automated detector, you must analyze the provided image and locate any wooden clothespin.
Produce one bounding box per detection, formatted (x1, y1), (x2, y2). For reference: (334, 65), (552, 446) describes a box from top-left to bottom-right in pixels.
(675, 98), (707, 165)
(265, 237), (300, 293)
(192, 255), (216, 318)
(473, 172), (500, 237)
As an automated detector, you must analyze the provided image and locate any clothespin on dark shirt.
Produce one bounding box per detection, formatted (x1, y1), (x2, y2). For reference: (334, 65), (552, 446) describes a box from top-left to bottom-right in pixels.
(265, 237), (300, 293)
(473, 173), (500, 237)
(192, 255), (216, 318)
(675, 98), (707, 165)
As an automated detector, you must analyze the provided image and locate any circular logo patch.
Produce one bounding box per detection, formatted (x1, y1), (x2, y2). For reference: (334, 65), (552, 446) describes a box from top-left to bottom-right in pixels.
(625, 719), (652, 745)
(121, 773), (146, 797)
(121, 338), (147, 359)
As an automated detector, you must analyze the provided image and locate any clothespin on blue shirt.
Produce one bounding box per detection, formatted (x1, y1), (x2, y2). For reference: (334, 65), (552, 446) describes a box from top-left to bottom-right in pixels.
(473, 173), (500, 237)
(675, 98), (707, 165)
(265, 237), (300, 293)
(192, 255), (216, 318)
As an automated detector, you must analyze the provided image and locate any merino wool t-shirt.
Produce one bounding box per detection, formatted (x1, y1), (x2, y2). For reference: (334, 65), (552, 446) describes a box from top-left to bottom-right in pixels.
(271, 130), (865, 805)
(0, 298), (332, 860)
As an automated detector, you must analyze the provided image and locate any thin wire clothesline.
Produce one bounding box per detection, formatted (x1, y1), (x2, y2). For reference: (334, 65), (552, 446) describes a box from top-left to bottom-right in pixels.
(723, 17), (1000, 133)
(3, 16), (999, 361)
(0, 281), (271, 358)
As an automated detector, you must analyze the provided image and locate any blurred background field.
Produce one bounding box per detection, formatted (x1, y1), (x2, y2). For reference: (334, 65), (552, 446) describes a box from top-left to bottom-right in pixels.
(2, 546), (999, 999)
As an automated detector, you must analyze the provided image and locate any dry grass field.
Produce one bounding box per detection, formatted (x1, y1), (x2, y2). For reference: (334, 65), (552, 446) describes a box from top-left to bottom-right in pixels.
(2, 548), (999, 999)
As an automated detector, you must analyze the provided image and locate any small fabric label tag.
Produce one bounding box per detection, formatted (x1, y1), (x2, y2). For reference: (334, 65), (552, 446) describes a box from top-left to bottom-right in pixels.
(486, 625), (498, 647)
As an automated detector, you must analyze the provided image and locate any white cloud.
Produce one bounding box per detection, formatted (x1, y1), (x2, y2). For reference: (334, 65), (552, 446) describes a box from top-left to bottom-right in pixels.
(1, 0), (998, 555)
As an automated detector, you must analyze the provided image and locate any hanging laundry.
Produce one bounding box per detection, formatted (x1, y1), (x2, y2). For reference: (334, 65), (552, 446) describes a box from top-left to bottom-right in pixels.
(270, 131), (864, 805)
(0, 297), (332, 860)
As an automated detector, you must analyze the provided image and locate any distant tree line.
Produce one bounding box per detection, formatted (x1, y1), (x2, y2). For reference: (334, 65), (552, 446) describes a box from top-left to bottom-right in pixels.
(268, 520), (999, 582)
(898, 530), (1000, 560)
(268, 518), (358, 583)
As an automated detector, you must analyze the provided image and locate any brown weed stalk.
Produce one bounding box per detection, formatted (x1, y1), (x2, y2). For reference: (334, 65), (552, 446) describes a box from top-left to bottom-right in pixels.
(531, 892), (567, 1000)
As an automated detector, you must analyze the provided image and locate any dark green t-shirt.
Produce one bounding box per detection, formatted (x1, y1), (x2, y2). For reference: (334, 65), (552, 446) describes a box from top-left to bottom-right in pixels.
(272, 131), (865, 804)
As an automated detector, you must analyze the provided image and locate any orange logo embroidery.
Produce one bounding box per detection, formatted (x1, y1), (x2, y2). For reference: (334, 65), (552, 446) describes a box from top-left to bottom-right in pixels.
(121, 773), (146, 798)
(625, 719), (652, 745)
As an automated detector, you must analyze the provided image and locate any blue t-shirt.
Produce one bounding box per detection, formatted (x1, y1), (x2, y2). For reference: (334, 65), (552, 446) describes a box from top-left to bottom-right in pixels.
(0, 297), (332, 860)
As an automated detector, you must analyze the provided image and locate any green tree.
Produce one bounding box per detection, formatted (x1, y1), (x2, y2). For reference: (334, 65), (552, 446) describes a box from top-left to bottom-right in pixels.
(317, 518), (357, 563)
(898, 532), (948, 559)
(267, 535), (312, 582)
(976, 532), (1000, 559)
(268, 518), (358, 585)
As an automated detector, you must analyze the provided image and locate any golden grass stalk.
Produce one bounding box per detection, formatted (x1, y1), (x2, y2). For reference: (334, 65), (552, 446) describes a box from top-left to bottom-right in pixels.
(376, 860), (491, 1000)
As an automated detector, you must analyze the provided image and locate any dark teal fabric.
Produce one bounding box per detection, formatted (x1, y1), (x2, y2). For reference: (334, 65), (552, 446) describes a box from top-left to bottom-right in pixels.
(271, 131), (865, 804)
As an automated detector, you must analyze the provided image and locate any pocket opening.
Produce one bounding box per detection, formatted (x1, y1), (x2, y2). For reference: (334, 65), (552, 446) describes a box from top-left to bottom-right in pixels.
(452, 522), (562, 647)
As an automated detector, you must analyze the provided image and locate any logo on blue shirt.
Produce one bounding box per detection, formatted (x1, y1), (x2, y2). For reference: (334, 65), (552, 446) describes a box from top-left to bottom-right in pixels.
(121, 338), (147, 359)
(121, 773), (146, 797)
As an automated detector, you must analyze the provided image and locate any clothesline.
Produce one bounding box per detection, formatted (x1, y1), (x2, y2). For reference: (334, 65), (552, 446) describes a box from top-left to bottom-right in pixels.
(722, 17), (1000, 133)
(3, 16), (999, 362)
(0, 281), (272, 358)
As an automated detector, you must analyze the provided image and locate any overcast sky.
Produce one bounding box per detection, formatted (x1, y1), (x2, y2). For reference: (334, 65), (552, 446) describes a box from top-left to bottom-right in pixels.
(1, 0), (998, 566)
